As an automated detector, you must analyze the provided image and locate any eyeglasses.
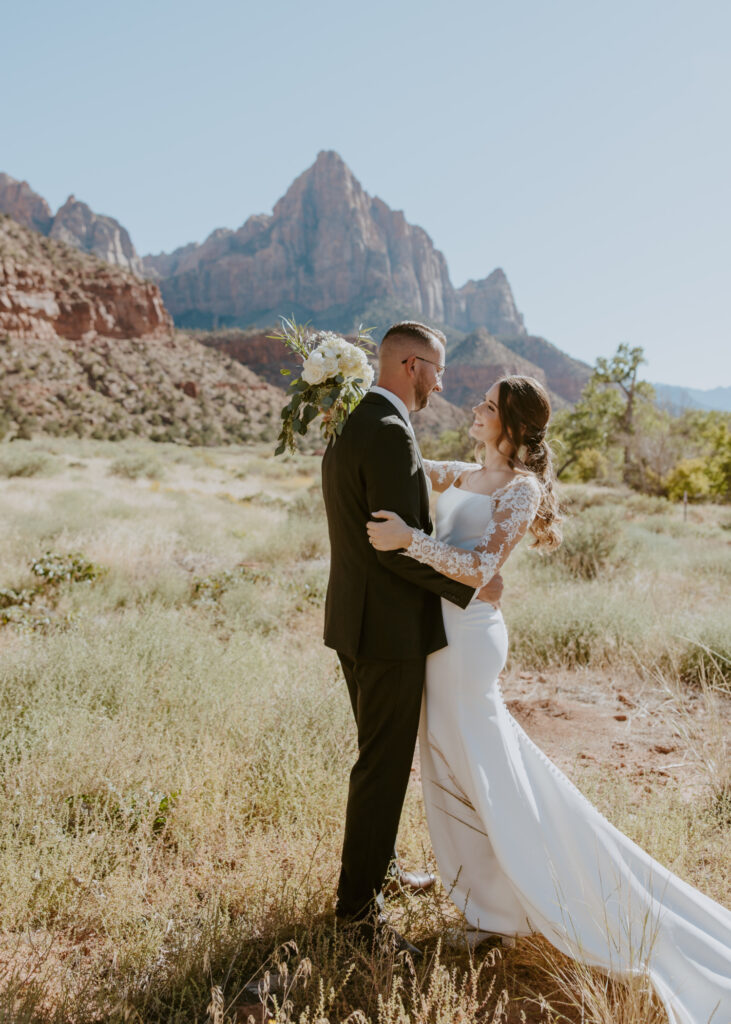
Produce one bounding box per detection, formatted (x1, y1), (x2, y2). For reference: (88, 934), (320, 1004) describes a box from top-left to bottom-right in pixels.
(402, 355), (446, 379)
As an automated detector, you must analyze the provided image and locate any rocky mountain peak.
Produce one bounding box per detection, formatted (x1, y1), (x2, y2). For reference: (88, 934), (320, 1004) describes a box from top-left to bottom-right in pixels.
(455, 268), (526, 337)
(50, 195), (143, 277)
(442, 327), (548, 408)
(0, 173), (53, 235)
(0, 173), (145, 277)
(142, 150), (456, 327)
(139, 152), (537, 346)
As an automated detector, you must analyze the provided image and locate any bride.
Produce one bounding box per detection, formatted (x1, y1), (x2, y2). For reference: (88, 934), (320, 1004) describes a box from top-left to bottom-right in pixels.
(367, 375), (731, 1024)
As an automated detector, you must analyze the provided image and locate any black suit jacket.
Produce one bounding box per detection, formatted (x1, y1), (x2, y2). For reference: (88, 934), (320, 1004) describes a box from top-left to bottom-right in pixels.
(322, 392), (475, 660)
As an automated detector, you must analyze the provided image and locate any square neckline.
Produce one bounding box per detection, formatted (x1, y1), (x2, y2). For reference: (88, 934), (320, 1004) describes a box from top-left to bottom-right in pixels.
(450, 472), (523, 503)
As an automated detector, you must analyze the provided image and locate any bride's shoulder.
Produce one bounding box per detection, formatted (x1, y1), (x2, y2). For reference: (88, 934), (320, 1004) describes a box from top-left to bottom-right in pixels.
(497, 471), (543, 506)
(423, 459), (480, 491)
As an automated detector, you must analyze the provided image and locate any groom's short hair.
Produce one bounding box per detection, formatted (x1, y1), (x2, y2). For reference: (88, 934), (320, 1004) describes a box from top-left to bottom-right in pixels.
(380, 321), (446, 356)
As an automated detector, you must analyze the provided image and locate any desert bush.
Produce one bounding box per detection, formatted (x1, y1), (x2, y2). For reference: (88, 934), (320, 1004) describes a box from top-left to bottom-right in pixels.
(0, 552), (106, 629)
(675, 612), (731, 689)
(558, 483), (627, 513)
(548, 506), (635, 580)
(624, 492), (670, 515)
(109, 451), (167, 480)
(505, 585), (657, 668)
(0, 442), (55, 478)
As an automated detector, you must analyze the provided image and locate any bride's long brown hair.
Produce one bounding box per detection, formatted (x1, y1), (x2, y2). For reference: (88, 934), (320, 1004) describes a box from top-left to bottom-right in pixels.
(476, 375), (562, 549)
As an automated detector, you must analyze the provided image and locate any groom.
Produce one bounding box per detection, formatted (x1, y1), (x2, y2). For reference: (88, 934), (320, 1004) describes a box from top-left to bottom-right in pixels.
(321, 320), (502, 949)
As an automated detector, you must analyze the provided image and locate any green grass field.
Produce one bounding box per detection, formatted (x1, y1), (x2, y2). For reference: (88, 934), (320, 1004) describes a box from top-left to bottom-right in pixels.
(0, 439), (728, 1023)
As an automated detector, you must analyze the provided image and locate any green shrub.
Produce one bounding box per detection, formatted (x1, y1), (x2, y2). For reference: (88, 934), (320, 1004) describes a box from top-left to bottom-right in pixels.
(664, 458), (714, 502)
(0, 552), (105, 629)
(574, 446), (609, 482)
(549, 506), (633, 580)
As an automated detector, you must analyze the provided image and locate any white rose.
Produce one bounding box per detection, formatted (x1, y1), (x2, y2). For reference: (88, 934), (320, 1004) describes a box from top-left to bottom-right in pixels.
(302, 354), (328, 385)
(340, 347), (371, 382)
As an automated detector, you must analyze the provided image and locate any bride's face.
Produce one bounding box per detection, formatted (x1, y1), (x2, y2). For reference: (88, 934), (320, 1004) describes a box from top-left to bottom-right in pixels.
(469, 383), (502, 445)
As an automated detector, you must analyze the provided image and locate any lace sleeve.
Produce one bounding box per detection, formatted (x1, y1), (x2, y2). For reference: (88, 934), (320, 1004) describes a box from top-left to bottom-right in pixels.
(405, 476), (542, 587)
(422, 460), (481, 493)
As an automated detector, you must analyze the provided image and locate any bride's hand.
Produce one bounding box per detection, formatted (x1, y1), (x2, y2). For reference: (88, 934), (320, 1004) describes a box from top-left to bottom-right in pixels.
(367, 510), (413, 550)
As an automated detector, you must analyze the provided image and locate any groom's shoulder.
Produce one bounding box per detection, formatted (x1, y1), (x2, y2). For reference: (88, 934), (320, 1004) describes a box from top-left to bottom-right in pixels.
(350, 393), (411, 437)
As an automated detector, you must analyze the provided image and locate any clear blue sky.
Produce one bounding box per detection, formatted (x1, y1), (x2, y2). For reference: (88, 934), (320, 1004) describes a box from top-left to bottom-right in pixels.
(3, 0), (729, 389)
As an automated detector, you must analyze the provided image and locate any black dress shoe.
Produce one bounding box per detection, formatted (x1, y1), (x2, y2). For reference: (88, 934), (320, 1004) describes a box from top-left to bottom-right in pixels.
(337, 913), (423, 960)
(383, 867), (436, 896)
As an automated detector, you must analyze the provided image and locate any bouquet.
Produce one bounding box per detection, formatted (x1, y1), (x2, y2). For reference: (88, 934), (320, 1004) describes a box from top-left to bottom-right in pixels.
(272, 317), (375, 455)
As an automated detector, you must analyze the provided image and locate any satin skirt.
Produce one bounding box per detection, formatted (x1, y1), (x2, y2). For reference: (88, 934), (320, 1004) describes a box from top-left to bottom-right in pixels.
(420, 598), (731, 1024)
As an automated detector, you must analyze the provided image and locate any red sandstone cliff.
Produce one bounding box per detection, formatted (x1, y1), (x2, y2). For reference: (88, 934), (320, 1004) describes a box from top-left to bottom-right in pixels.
(0, 215), (285, 444)
(0, 214), (171, 341)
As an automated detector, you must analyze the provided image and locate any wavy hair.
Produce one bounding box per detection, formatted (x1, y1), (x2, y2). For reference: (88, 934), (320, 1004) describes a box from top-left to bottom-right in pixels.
(476, 375), (562, 549)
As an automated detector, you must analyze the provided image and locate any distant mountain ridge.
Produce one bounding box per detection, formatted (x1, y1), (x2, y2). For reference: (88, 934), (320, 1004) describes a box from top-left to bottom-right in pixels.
(142, 152), (528, 340)
(653, 383), (731, 414)
(0, 154), (594, 406)
(0, 173), (143, 275)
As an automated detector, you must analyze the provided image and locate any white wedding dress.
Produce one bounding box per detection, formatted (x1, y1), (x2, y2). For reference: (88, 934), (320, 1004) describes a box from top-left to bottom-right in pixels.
(408, 461), (731, 1024)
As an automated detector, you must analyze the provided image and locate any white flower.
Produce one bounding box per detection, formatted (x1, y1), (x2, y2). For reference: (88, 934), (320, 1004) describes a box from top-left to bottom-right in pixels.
(302, 334), (373, 388)
(342, 349), (373, 386)
(302, 353), (328, 385)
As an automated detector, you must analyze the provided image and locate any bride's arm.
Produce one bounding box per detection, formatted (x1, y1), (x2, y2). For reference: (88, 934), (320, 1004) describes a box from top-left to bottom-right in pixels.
(368, 476), (542, 587)
(422, 459), (480, 492)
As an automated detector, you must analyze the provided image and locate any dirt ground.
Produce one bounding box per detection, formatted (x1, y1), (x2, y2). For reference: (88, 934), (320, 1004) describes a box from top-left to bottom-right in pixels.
(407, 663), (730, 806)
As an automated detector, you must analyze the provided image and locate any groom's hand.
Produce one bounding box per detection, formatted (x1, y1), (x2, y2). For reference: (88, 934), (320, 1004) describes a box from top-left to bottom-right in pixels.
(476, 574), (503, 607)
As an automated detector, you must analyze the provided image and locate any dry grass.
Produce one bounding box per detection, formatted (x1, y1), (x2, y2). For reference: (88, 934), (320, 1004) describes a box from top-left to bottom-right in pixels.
(0, 440), (728, 1023)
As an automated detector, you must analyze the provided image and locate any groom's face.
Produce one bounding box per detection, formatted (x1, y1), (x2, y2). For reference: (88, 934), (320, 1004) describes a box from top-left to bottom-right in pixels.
(413, 342), (445, 411)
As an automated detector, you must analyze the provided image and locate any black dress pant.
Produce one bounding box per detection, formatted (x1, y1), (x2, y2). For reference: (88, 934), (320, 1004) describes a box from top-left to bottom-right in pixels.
(335, 652), (425, 919)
